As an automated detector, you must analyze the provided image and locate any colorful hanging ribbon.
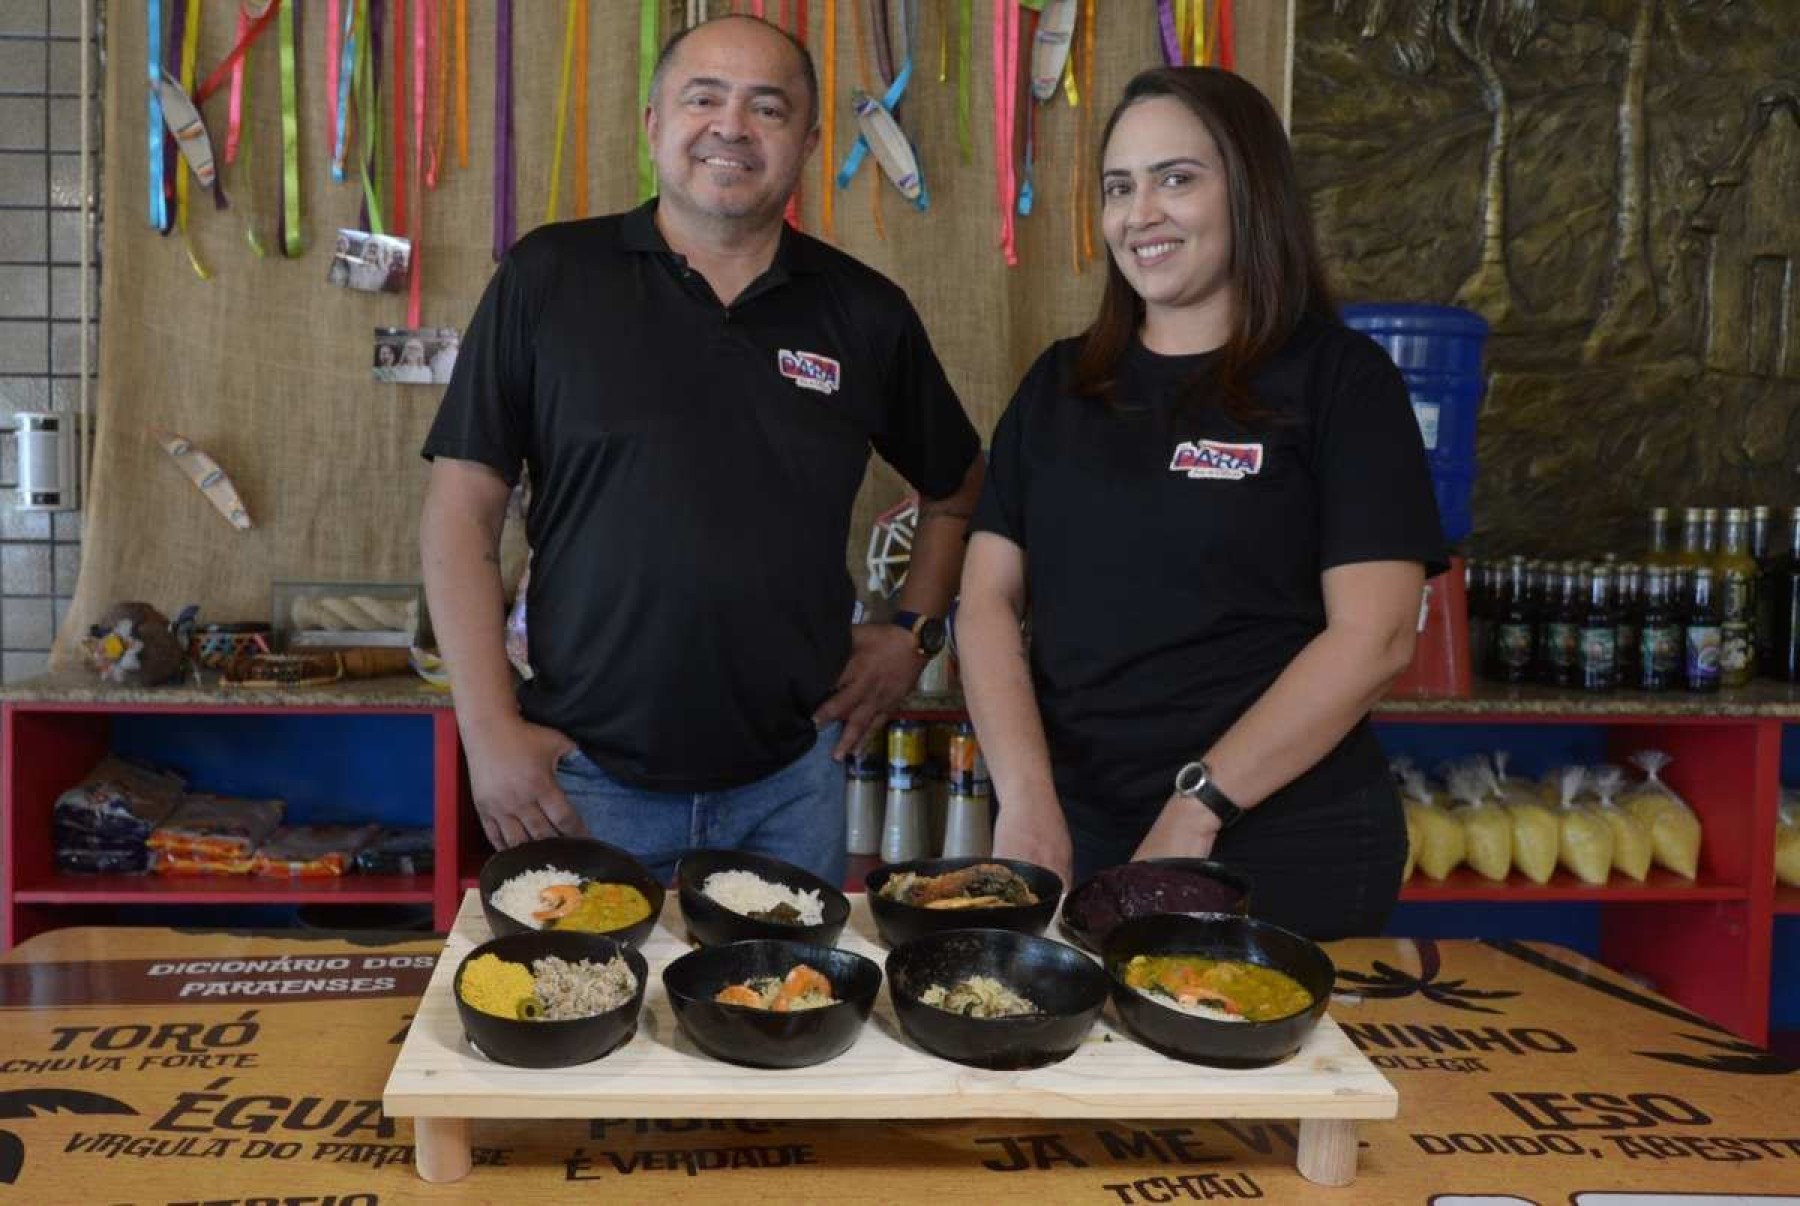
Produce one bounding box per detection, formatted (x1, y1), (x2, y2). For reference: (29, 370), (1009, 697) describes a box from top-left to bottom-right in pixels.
(573, 0), (588, 215)
(148, 0), (168, 229)
(820, 0), (836, 238)
(175, 0), (213, 277)
(428, 0), (448, 188)
(391, 0), (407, 235)
(637, 0), (658, 202)
(331, 0), (359, 181)
(1015, 3), (1039, 217)
(493, 0), (514, 258)
(327, 0), (341, 145)
(455, 0), (468, 167)
(277, 0), (303, 256)
(546, 0), (578, 223)
(991, 0), (1019, 264)
(408, 0), (425, 326)
(359, 0), (387, 234)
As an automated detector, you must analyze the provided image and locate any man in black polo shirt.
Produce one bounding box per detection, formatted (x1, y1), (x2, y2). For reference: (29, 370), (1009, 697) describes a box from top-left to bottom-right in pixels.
(419, 14), (983, 886)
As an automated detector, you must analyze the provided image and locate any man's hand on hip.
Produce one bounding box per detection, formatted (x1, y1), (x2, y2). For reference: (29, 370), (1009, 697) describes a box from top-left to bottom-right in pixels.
(465, 719), (589, 849)
(813, 622), (925, 760)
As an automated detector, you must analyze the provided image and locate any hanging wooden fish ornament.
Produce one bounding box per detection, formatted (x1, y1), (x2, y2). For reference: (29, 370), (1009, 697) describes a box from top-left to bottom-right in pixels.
(157, 71), (218, 191)
(1030, 0), (1077, 101)
(156, 430), (253, 531)
(850, 89), (924, 205)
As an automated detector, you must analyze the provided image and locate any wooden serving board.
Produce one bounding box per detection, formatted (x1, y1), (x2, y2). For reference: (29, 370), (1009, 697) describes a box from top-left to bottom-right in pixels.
(384, 890), (1397, 1186)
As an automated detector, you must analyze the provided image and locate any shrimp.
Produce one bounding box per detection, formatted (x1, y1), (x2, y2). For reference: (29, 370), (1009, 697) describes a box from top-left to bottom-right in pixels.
(532, 883), (582, 923)
(713, 984), (764, 1008)
(770, 963), (834, 1013)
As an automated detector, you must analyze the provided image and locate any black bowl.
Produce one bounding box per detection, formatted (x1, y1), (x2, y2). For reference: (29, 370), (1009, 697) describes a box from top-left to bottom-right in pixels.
(453, 929), (649, 1068)
(885, 928), (1110, 1070)
(479, 836), (665, 947)
(1060, 858), (1251, 953)
(661, 939), (882, 1069)
(864, 857), (1062, 947)
(1102, 912), (1334, 1068)
(676, 849), (850, 947)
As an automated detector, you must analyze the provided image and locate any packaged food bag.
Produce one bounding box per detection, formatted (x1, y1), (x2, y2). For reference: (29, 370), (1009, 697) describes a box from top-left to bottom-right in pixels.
(353, 827), (436, 876)
(1402, 795), (1421, 881)
(251, 824), (380, 878)
(148, 794), (284, 864)
(1553, 766), (1614, 886)
(1775, 791), (1800, 890)
(1622, 750), (1702, 879)
(1445, 757), (1512, 882)
(1401, 768), (1465, 881)
(1493, 752), (1560, 885)
(1591, 764), (1651, 882)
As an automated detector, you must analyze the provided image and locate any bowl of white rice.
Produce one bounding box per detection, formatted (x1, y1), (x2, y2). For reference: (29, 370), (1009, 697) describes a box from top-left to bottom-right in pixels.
(676, 849), (850, 947)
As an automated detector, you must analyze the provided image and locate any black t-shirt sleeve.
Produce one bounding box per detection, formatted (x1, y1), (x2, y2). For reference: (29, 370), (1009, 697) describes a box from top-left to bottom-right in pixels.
(420, 251), (538, 484)
(870, 301), (981, 499)
(1313, 345), (1449, 577)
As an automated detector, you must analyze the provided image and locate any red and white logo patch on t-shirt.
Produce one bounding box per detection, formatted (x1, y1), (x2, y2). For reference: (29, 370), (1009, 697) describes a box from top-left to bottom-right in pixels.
(778, 349), (842, 395)
(1169, 439), (1265, 480)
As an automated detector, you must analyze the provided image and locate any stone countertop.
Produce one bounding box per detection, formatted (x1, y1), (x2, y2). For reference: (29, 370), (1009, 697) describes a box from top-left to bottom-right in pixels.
(8, 674), (1800, 720)
(0, 671), (454, 710)
(908, 679), (1800, 721)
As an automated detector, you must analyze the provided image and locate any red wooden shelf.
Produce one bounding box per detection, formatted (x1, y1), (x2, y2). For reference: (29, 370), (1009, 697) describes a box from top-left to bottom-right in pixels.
(13, 873), (435, 906)
(1776, 885), (1800, 916)
(1401, 867), (1744, 904)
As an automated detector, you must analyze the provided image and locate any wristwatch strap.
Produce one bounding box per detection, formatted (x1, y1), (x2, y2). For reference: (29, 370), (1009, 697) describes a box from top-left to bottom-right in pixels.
(1175, 760), (1244, 829)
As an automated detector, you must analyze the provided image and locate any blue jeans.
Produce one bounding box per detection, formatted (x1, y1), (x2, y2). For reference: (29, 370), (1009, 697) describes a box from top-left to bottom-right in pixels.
(554, 724), (847, 889)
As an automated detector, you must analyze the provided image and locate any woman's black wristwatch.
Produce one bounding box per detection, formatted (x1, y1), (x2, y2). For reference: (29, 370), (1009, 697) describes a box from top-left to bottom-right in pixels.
(1174, 760), (1244, 829)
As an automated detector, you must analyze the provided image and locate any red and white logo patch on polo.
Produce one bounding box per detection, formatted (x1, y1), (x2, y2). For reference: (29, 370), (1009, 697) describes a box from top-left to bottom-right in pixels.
(778, 349), (842, 395)
(1170, 439), (1265, 480)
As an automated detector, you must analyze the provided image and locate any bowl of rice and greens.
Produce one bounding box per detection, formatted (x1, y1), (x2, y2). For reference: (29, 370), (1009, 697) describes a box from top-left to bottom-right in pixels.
(480, 837), (665, 947)
(676, 849), (851, 947)
(454, 930), (650, 1067)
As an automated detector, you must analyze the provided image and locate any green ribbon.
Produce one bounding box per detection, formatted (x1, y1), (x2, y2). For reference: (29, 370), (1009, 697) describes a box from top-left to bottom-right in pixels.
(278, 0), (304, 256)
(957, 0), (972, 163)
(357, 0), (386, 235)
(637, 0), (658, 202)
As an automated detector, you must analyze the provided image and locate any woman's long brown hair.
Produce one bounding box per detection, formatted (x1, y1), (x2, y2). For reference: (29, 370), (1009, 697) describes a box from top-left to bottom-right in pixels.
(1074, 67), (1338, 424)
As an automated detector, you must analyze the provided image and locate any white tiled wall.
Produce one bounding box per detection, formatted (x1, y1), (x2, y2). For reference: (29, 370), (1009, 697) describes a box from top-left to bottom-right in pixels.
(0, 0), (98, 682)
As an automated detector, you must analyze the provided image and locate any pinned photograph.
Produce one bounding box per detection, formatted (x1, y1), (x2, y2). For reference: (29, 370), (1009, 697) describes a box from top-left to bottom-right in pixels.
(327, 228), (411, 293)
(373, 326), (459, 385)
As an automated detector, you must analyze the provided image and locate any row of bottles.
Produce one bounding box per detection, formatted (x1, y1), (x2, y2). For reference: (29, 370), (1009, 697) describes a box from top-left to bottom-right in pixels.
(1469, 505), (1800, 691)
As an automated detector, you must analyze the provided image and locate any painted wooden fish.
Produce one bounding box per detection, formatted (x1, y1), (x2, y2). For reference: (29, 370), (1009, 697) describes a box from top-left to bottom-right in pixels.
(851, 90), (923, 202)
(1031, 0), (1078, 102)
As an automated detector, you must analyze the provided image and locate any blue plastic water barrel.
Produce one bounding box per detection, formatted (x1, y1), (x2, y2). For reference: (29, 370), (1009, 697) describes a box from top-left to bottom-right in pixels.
(1341, 303), (1489, 545)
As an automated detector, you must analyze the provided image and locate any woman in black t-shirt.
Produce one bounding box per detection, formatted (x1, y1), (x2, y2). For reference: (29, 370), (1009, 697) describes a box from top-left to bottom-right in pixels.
(959, 67), (1445, 941)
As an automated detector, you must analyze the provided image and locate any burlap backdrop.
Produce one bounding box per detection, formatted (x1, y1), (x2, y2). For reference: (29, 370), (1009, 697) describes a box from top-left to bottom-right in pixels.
(56, 2), (1290, 663)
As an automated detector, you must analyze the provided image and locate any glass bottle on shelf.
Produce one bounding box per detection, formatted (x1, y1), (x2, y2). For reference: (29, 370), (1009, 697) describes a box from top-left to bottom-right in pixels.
(1684, 567), (1722, 694)
(1579, 565), (1617, 692)
(1614, 561), (1642, 689)
(1490, 555), (1536, 684)
(1639, 567), (1681, 692)
(1716, 507), (1758, 687)
(1545, 563), (1583, 688)
(1766, 507), (1800, 683)
(1645, 506), (1677, 570)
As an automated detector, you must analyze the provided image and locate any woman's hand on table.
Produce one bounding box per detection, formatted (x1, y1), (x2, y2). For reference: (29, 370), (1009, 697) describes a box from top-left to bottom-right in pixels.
(992, 795), (1074, 889)
(1131, 794), (1224, 862)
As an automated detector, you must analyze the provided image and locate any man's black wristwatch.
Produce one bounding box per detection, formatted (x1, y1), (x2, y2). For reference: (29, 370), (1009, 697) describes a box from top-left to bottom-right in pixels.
(1174, 759), (1244, 829)
(891, 609), (948, 658)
